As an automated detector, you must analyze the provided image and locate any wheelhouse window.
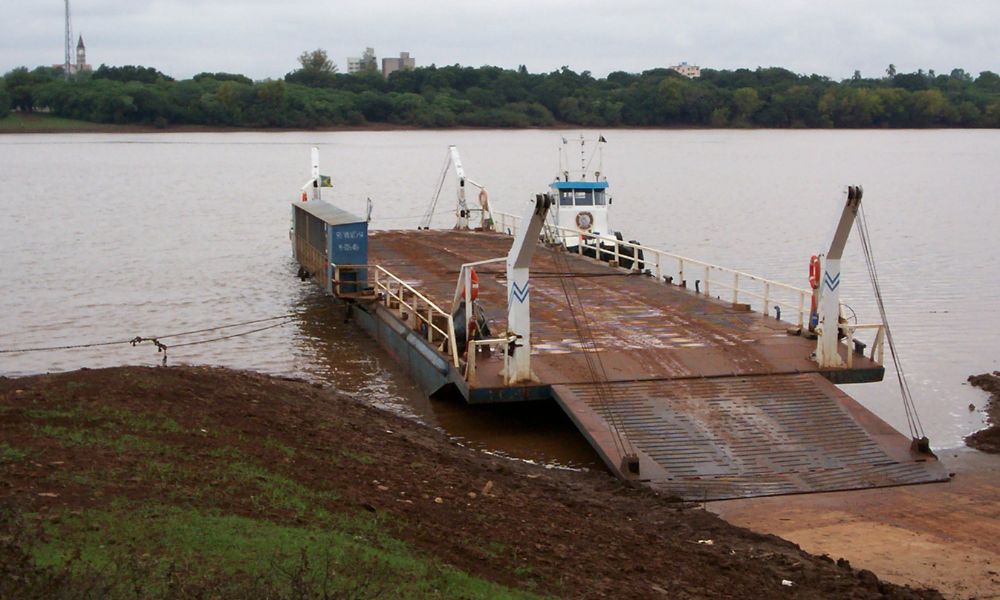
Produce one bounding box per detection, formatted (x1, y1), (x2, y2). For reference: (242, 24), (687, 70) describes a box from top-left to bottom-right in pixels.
(574, 190), (594, 206)
(593, 190), (606, 206)
(560, 191), (574, 206)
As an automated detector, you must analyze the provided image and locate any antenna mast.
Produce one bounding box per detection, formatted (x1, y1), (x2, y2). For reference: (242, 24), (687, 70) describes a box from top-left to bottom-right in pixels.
(64, 0), (72, 79)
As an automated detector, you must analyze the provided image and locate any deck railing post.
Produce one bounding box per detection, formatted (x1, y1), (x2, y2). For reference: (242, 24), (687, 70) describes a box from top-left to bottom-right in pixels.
(655, 253), (662, 282)
(448, 320), (459, 368)
(466, 341), (476, 380)
(463, 267), (472, 349)
(732, 273), (739, 305)
(798, 292), (805, 328)
(678, 259), (684, 286)
(845, 326), (855, 368)
(763, 282), (770, 317)
(703, 266), (710, 296)
(874, 326), (885, 364)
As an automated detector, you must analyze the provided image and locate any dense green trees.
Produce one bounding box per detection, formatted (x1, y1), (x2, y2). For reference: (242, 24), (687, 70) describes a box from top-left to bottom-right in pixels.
(3, 56), (999, 128)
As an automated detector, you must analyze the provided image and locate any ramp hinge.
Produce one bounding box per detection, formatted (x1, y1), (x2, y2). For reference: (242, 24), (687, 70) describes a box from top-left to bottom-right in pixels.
(621, 453), (640, 477)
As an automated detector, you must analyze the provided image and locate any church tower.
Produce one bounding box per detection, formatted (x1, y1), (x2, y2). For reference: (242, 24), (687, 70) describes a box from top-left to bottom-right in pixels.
(76, 36), (86, 71)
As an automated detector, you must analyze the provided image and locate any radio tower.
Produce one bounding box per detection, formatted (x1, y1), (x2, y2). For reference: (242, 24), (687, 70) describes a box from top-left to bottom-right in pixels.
(63, 0), (72, 79)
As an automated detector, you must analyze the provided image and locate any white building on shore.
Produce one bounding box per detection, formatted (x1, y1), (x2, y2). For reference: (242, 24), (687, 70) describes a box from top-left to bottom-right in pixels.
(670, 62), (701, 78)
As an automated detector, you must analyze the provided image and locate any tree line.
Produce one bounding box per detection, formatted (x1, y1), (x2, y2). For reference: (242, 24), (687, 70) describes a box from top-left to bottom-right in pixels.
(2, 51), (999, 128)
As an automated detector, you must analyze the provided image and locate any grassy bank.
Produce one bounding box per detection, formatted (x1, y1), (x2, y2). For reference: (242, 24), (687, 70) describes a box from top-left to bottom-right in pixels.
(0, 112), (112, 132)
(0, 366), (940, 598)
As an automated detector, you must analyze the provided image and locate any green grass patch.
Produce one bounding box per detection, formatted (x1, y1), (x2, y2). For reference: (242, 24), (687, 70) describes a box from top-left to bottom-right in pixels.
(31, 505), (539, 599)
(34, 424), (176, 455)
(341, 448), (375, 465)
(26, 404), (183, 434)
(261, 437), (297, 459)
(220, 461), (337, 520)
(100, 408), (183, 434)
(24, 407), (84, 420)
(0, 112), (106, 131)
(0, 442), (27, 463)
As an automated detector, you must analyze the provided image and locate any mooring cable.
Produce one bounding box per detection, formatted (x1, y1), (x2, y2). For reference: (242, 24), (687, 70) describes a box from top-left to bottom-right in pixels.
(0, 312), (302, 365)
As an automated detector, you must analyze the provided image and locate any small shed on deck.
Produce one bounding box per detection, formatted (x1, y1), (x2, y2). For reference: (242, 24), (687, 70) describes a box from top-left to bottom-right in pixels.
(291, 200), (368, 293)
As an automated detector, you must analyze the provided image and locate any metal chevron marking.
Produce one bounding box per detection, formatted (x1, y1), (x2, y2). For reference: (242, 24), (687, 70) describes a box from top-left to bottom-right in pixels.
(510, 280), (530, 304)
(823, 271), (840, 291)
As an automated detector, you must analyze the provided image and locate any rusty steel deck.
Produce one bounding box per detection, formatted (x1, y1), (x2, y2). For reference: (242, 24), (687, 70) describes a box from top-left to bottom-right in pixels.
(367, 229), (948, 500)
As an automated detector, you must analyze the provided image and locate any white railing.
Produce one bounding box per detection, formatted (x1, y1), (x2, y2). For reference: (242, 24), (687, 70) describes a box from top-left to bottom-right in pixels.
(491, 210), (886, 365)
(493, 211), (521, 238)
(842, 323), (886, 368)
(451, 257), (506, 312)
(331, 263), (460, 368)
(465, 335), (518, 384)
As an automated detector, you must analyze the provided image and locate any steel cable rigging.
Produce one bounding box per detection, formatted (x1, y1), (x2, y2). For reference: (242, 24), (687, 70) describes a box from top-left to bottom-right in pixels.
(420, 148), (452, 230)
(855, 204), (927, 443)
(544, 213), (637, 465)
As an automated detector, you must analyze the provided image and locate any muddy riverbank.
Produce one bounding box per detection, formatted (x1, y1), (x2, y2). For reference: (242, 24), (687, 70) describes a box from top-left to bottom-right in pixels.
(0, 366), (939, 598)
(966, 372), (1000, 453)
(710, 448), (1000, 599)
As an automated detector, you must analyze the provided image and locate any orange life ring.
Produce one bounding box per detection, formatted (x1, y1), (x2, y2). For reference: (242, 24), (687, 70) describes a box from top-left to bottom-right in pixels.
(575, 211), (594, 230)
(461, 268), (480, 301)
(808, 255), (821, 289)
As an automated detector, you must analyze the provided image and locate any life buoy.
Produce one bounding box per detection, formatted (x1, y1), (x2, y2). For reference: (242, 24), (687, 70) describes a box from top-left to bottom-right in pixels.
(808, 255), (821, 289)
(576, 211), (594, 230)
(301, 191), (308, 202)
(461, 268), (480, 301)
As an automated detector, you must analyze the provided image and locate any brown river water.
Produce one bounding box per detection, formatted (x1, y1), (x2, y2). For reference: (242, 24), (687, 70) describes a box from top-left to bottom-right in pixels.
(1, 130), (998, 467)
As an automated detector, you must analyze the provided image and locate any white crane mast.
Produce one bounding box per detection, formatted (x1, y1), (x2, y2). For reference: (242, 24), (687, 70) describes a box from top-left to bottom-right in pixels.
(502, 194), (553, 384)
(448, 145), (492, 230)
(815, 186), (863, 368)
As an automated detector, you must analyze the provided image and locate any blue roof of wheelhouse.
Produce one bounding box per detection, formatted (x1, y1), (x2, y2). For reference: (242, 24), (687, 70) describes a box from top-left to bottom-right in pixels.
(551, 181), (609, 190)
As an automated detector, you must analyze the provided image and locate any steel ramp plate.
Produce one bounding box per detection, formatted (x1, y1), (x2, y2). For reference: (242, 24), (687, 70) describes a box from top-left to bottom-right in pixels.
(552, 374), (949, 501)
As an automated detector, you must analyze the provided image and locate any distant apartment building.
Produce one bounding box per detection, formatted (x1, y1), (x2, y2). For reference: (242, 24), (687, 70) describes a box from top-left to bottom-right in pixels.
(382, 52), (415, 77)
(347, 47), (378, 74)
(670, 62), (701, 78)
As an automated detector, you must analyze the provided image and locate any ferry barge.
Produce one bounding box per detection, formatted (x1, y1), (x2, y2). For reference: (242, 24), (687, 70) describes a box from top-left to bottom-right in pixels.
(289, 142), (946, 501)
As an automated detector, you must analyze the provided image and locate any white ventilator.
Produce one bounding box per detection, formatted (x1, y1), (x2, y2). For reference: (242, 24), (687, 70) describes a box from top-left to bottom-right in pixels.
(502, 194), (553, 384)
(300, 147), (321, 201)
(815, 186), (863, 368)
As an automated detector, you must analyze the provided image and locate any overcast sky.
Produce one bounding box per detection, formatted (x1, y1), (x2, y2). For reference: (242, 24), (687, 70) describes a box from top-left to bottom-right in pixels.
(3, 1), (999, 81)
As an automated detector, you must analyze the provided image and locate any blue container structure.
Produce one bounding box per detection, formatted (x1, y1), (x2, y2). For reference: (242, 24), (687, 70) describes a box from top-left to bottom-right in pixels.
(291, 200), (368, 294)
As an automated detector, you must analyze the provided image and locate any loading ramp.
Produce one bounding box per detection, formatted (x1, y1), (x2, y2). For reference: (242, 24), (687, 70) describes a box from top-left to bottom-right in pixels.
(553, 374), (948, 501)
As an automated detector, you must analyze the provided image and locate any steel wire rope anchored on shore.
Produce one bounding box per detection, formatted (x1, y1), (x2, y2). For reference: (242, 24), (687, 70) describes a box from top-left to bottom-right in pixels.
(855, 202), (928, 445)
(543, 210), (638, 472)
(0, 312), (313, 366)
